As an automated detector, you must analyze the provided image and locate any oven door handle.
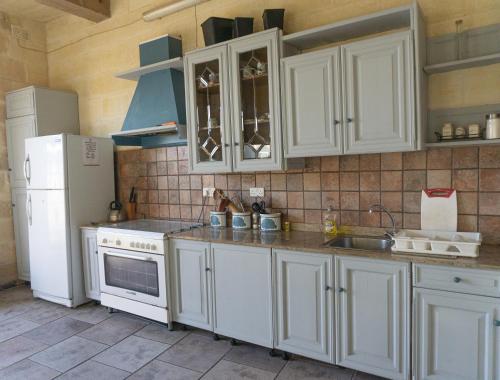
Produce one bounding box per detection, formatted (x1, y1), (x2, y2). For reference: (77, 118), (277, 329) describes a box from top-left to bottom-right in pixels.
(104, 251), (154, 261)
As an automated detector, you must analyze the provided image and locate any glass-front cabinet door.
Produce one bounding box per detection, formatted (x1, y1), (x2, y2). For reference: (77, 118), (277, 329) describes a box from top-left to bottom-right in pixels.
(185, 45), (232, 173)
(228, 29), (282, 171)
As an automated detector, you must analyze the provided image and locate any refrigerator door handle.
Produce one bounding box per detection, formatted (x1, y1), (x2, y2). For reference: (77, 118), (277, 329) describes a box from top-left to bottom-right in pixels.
(26, 194), (32, 226)
(24, 155), (31, 185)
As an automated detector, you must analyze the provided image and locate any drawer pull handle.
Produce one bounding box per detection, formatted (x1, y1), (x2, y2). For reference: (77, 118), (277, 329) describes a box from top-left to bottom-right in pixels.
(494, 320), (500, 327)
(453, 277), (461, 283)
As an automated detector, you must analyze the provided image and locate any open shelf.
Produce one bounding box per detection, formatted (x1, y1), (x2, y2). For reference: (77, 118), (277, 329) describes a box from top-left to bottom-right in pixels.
(426, 139), (500, 148)
(424, 53), (500, 74)
(282, 4), (413, 50)
(115, 57), (183, 81)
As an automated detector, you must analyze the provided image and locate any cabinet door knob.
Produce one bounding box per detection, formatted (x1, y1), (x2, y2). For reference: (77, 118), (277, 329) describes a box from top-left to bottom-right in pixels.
(205, 267), (211, 272)
(325, 285), (331, 291)
(224, 143), (230, 147)
(347, 118), (353, 123)
(494, 320), (500, 327)
(338, 287), (346, 293)
(334, 120), (340, 125)
(453, 277), (461, 283)
(8, 168), (12, 172)
(234, 142), (239, 146)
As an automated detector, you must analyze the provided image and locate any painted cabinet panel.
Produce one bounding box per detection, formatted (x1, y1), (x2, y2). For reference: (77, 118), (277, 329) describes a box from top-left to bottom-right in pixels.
(6, 116), (36, 189)
(274, 249), (334, 363)
(81, 228), (100, 300)
(228, 29), (283, 171)
(6, 87), (35, 118)
(335, 256), (410, 379)
(11, 188), (30, 281)
(185, 45), (233, 173)
(170, 239), (213, 330)
(211, 244), (273, 347)
(342, 31), (414, 154)
(282, 47), (342, 157)
(414, 288), (500, 380)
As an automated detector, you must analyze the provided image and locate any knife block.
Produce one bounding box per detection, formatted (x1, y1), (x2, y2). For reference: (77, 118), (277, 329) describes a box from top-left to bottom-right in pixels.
(126, 202), (137, 220)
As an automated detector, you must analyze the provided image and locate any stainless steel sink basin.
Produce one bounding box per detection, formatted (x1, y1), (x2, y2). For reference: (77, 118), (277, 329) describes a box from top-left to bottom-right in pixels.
(324, 235), (393, 251)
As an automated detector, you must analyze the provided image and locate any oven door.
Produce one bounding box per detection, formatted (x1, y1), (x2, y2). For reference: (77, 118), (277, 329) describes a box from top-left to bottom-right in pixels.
(98, 247), (167, 307)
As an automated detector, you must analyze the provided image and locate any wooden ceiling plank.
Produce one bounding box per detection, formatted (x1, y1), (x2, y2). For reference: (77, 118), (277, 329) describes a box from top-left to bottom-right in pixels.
(35, 0), (110, 22)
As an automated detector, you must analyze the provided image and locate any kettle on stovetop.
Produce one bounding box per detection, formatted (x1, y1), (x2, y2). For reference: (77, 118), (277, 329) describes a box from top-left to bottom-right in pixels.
(108, 200), (127, 222)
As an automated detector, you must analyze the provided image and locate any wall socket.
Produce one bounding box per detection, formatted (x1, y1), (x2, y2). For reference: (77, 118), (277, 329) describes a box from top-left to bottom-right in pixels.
(202, 187), (215, 197)
(249, 187), (264, 197)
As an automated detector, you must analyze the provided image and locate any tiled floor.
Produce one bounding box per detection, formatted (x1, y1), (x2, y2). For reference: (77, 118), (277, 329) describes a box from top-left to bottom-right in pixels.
(0, 286), (386, 379)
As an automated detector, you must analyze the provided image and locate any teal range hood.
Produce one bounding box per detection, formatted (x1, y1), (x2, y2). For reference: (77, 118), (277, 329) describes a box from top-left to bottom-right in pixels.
(112, 35), (187, 148)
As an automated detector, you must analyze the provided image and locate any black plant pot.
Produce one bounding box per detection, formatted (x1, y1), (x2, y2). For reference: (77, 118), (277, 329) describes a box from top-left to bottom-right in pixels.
(233, 17), (253, 38)
(201, 17), (234, 46)
(262, 9), (285, 30)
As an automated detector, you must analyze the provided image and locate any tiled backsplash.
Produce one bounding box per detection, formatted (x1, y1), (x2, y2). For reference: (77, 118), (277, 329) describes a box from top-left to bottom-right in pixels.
(116, 144), (500, 244)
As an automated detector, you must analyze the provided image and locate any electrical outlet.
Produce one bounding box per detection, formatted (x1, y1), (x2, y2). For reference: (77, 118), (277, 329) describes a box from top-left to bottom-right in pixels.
(203, 187), (215, 197)
(250, 187), (264, 197)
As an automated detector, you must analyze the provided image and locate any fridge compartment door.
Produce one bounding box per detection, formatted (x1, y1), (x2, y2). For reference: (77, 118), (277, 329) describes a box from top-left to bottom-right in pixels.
(28, 189), (72, 299)
(25, 134), (66, 190)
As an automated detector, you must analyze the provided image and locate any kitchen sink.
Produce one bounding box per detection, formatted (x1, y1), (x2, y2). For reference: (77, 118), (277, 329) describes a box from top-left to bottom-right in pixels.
(324, 235), (394, 251)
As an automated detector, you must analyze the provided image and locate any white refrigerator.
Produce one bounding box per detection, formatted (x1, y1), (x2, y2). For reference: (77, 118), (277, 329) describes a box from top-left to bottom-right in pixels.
(25, 134), (115, 307)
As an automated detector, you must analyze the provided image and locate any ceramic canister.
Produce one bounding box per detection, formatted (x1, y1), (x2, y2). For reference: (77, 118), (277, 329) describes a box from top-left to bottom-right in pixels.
(210, 211), (227, 228)
(231, 211), (251, 229)
(260, 213), (281, 232)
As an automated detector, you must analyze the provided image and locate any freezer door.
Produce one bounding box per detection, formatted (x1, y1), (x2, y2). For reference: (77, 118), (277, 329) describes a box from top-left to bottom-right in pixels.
(27, 189), (72, 299)
(25, 134), (66, 190)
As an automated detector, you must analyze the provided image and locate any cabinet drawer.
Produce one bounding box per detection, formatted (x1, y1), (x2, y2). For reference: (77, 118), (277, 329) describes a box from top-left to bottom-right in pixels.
(6, 88), (35, 118)
(413, 264), (500, 297)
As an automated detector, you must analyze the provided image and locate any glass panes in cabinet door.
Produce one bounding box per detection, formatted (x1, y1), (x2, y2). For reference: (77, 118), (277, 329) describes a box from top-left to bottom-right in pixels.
(238, 47), (271, 160)
(195, 59), (223, 162)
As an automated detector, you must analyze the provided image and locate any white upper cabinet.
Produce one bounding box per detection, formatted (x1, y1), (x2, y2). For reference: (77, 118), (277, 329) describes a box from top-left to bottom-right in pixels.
(274, 249), (334, 363)
(414, 288), (500, 380)
(185, 45), (233, 174)
(185, 29), (283, 173)
(335, 256), (410, 379)
(228, 29), (283, 171)
(342, 31), (414, 154)
(6, 116), (37, 189)
(282, 48), (343, 157)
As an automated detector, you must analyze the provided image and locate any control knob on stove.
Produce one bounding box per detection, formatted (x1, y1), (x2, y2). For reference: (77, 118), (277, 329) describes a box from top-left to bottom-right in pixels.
(141, 243), (145, 249)
(116, 240), (121, 246)
(146, 244), (151, 250)
(151, 244), (157, 251)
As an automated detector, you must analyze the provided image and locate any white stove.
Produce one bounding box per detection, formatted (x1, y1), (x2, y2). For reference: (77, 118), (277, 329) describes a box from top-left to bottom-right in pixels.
(97, 219), (201, 325)
(98, 219), (201, 254)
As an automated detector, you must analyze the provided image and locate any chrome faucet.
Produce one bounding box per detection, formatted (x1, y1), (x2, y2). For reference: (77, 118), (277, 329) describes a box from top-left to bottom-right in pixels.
(369, 204), (397, 237)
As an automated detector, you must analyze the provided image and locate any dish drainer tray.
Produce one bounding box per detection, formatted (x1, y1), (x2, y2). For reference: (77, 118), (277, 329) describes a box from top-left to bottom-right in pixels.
(392, 229), (482, 258)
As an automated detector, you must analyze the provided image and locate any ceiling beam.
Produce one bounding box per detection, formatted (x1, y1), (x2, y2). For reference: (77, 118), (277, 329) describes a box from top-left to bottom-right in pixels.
(35, 0), (110, 22)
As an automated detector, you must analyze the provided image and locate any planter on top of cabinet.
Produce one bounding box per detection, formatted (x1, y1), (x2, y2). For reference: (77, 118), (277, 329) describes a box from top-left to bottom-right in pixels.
(185, 29), (283, 173)
(335, 256), (410, 380)
(282, 31), (417, 158)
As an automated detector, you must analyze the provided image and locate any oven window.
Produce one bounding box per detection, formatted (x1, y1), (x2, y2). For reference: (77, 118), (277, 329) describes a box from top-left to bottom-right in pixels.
(104, 254), (160, 297)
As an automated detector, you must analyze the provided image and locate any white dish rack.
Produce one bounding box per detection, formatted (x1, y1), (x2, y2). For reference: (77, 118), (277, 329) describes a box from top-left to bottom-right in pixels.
(392, 229), (482, 258)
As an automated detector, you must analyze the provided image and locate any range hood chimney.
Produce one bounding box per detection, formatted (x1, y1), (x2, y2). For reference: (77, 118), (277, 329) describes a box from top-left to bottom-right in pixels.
(112, 35), (187, 148)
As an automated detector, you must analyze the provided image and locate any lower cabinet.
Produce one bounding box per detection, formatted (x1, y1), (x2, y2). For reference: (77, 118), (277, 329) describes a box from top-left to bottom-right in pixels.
(335, 256), (410, 379)
(273, 249), (334, 363)
(81, 227), (100, 300)
(169, 239), (213, 330)
(212, 244), (273, 347)
(12, 188), (30, 281)
(414, 287), (500, 380)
